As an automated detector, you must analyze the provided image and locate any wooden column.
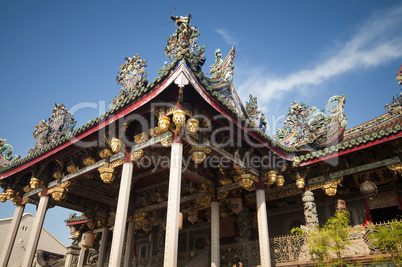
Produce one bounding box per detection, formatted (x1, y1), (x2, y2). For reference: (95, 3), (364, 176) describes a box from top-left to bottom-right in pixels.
(163, 134), (183, 267)
(21, 190), (49, 267)
(256, 179), (271, 267)
(123, 221), (135, 267)
(211, 200), (220, 267)
(0, 202), (25, 267)
(97, 223), (110, 267)
(109, 153), (134, 266)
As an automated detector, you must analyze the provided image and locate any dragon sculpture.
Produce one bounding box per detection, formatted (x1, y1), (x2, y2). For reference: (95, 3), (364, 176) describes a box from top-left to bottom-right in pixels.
(165, 14), (206, 71)
(276, 95), (347, 149)
(0, 139), (20, 168)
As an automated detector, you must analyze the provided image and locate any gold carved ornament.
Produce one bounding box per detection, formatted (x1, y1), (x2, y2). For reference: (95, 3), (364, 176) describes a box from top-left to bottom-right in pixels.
(219, 165), (233, 185)
(173, 109), (186, 133)
(66, 161), (79, 174)
(6, 189), (16, 202)
(294, 171), (305, 189)
(276, 175), (285, 187)
(265, 170), (277, 185)
(131, 150), (144, 162)
(99, 148), (113, 159)
(322, 179), (342, 197)
(48, 181), (71, 201)
(149, 127), (163, 138)
(134, 132), (149, 144)
(0, 191), (8, 203)
(82, 156), (95, 167)
(239, 174), (258, 191)
(388, 163), (402, 174)
(189, 146), (211, 164)
(158, 116), (171, 133)
(29, 177), (43, 190)
(195, 195), (212, 208)
(186, 118), (199, 135)
(103, 136), (121, 154)
(234, 166), (258, 191)
(53, 159), (65, 179)
(1, 189), (20, 204)
(296, 178), (305, 189)
(110, 137), (122, 153)
(161, 137), (172, 147)
(98, 164), (115, 184)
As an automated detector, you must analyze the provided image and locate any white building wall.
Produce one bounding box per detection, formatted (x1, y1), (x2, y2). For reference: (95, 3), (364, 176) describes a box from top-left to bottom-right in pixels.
(0, 213), (66, 266)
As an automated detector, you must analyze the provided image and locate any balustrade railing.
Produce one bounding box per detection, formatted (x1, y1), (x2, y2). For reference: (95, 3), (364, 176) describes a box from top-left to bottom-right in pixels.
(219, 221), (402, 266)
(132, 221), (402, 267)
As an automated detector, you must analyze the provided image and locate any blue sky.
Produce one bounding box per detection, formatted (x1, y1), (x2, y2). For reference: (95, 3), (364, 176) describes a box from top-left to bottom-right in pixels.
(1, 1), (401, 247)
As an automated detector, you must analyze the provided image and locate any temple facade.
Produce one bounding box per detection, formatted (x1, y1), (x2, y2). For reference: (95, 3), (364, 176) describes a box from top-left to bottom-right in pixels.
(0, 15), (401, 267)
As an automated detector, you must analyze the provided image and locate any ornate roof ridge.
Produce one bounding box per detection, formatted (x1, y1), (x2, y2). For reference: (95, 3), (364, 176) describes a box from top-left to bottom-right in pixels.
(294, 118), (402, 165)
(64, 214), (87, 223)
(344, 111), (401, 137)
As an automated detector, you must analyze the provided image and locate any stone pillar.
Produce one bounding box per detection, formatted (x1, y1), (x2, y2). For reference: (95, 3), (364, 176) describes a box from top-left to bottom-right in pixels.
(22, 190), (49, 267)
(123, 221), (135, 267)
(64, 245), (80, 267)
(109, 153), (134, 266)
(302, 190), (319, 229)
(0, 202), (25, 267)
(211, 201), (220, 267)
(256, 188), (271, 267)
(163, 134), (183, 267)
(97, 225), (110, 267)
(77, 247), (86, 267)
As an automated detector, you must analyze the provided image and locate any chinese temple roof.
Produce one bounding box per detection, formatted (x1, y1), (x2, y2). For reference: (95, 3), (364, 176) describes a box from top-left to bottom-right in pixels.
(0, 15), (299, 177)
(0, 17), (401, 176)
(295, 111), (402, 166)
(294, 72), (402, 166)
(64, 213), (87, 226)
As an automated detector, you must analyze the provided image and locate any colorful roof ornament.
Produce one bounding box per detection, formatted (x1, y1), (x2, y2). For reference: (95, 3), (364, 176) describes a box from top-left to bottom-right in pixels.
(48, 103), (76, 142)
(396, 64), (402, 85)
(165, 14), (205, 71)
(276, 95), (347, 149)
(207, 47), (246, 117)
(208, 47), (236, 82)
(111, 54), (148, 110)
(385, 91), (402, 115)
(28, 103), (76, 155)
(0, 139), (20, 168)
(246, 94), (260, 127)
(384, 65), (402, 114)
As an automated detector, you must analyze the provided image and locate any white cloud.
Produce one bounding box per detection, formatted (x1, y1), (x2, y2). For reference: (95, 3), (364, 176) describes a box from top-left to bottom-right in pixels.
(214, 28), (238, 45)
(237, 5), (402, 106)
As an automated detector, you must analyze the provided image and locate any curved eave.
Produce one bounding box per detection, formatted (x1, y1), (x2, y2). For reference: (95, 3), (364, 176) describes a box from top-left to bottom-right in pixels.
(177, 62), (295, 161)
(0, 61), (187, 179)
(0, 59), (295, 179)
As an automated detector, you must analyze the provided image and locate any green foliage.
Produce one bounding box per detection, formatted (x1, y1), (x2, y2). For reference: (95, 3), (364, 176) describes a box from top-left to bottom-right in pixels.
(290, 227), (305, 235)
(307, 227), (331, 265)
(307, 211), (352, 267)
(367, 220), (402, 265)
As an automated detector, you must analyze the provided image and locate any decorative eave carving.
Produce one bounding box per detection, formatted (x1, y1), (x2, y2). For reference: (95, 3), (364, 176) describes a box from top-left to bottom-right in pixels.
(276, 95), (347, 149)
